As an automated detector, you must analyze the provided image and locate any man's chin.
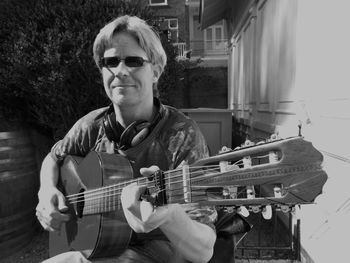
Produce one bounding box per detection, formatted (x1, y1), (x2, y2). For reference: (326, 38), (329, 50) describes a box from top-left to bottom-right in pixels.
(111, 96), (138, 107)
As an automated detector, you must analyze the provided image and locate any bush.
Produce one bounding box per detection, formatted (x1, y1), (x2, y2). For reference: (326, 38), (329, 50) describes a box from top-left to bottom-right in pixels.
(0, 0), (183, 139)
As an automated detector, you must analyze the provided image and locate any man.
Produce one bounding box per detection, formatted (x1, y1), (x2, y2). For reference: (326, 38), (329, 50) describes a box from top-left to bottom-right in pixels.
(36, 15), (217, 263)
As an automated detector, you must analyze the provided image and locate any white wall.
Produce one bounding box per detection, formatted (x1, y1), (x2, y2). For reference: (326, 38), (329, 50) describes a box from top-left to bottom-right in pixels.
(294, 1), (350, 262)
(228, 0), (350, 262)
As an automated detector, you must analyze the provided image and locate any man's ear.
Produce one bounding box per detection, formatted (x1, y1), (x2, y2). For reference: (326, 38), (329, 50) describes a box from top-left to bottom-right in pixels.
(152, 65), (161, 83)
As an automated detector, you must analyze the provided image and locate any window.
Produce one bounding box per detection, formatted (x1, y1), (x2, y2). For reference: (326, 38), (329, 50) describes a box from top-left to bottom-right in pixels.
(164, 18), (178, 42)
(204, 20), (226, 53)
(149, 0), (167, 6)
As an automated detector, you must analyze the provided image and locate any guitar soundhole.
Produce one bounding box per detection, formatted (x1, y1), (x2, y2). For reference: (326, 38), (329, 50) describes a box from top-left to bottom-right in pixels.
(76, 188), (85, 218)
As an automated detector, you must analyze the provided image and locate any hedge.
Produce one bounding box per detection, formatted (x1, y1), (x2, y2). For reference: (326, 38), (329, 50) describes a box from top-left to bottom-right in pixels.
(0, 0), (184, 139)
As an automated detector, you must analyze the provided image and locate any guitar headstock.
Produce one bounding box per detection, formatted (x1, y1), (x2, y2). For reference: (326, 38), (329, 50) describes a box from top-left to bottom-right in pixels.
(188, 135), (328, 217)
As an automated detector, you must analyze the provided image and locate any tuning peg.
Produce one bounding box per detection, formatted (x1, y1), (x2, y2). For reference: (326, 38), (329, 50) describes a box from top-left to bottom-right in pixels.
(273, 186), (282, 198)
(251, 206), (261, 213)
(243, 156), (252, 167)
(219, 146), (232, 154)
(219, 161), (229, 172)
(246, 186), (255, 198)
(262, 205), (272, 220)
(222, 188), (230, 199)
(222, 186), (238, 199)
(243, 140), (254, 147)
(290, 206), (296, 213)
(280, 205), (291, 213)
(269, 151), (279, 163)
(225, 206), (236, 213)
(238, 206), (250, 217)
(292, 205), (300, 219)
(270, 133), (281, 141)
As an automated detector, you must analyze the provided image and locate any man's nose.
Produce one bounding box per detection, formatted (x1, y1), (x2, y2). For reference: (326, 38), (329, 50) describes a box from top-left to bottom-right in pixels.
(109, 61), (129, 78)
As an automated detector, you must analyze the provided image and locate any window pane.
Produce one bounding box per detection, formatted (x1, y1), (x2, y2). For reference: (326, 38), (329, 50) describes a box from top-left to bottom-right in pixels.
(216, 27), (222, 44)
(169, 19), (178, 29)
(206, 28), (212, 40)
(169, 29), (178, 42)
(150, 0), (166, 4)
(206, 28), (213, 50)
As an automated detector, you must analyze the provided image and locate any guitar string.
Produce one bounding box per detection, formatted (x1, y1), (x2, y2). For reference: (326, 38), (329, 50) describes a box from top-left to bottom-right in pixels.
(69, 160), (297, 213)
(65, 158), (246, 201)
(74, 185), (297, 215)
(65, 165), (225, 200)
(80, 193), (212, 214)
(66, 164), (244, 204)
(65, 164), (227, 200)
(74, 182), (254, 214)
(71, 186), (294, 215)
(67, 185), (212, 205)
(66, 168), (220, 203)
(66, 154), (287, 205)
(67, 180), (275, 206)
(68, 182), (270, 208)
(69, 189), (299, 214)
(65, 157), (271, 204)
(67, 168), (289, 211)
(61, 148), (313, 213)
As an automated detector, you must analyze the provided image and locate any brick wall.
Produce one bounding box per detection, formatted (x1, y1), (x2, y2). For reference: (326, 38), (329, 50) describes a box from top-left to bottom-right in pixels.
(150, 0), (188, 43)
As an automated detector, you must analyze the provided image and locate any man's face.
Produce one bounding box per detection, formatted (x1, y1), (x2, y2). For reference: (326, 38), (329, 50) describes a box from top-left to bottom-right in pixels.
(102, 32), (157, 108)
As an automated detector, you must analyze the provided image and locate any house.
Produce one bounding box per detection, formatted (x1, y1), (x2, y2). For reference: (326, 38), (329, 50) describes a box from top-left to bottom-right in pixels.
(200, 0), (350, 262)
(149, 0), (228, 67)
(187, 0), (228, 67)
(148, 0), (188, 57)
(149, 0), (232, 149)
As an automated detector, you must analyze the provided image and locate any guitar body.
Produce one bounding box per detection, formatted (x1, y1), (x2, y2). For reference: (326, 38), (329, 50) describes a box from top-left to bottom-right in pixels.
(50, 152), (134, 259)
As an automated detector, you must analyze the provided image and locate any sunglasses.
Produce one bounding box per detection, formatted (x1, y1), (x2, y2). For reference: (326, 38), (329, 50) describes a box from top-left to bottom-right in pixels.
(100, 56), (151, 68)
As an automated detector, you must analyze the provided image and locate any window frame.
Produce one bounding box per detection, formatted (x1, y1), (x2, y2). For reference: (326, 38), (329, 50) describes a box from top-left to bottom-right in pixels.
(204, 20), (225, 52)
(164, 18), (179, 42)
(149, 0), (168, 6)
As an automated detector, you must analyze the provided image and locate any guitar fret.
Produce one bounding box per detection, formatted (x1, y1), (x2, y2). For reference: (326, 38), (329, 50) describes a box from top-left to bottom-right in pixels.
(182, 165), (191, 203)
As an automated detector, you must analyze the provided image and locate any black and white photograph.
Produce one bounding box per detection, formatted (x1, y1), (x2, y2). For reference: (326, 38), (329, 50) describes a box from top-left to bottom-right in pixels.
(0, 0), (349, 262)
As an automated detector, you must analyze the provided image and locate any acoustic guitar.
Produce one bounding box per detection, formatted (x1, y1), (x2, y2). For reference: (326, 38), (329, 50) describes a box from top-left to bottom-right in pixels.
(49, 136), (327, 259)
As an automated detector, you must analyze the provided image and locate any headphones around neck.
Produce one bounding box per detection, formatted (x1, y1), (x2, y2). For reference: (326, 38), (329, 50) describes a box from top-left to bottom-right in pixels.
(103, 104), (161, 150)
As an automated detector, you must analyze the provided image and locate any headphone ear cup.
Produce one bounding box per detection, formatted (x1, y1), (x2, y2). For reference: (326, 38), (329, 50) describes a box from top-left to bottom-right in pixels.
(103, 103), (162, 149)
(103, 110), (122, 143)
(130, 126), (150, 147)
(120, 121), (150, 148)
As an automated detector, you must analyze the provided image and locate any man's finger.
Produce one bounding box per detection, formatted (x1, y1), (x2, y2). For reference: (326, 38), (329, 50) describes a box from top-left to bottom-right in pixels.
(57, 194), (68, 212)
(140, 200), (154, 222)
(140, 165), (159, 177)
(36, 211), (56, 232)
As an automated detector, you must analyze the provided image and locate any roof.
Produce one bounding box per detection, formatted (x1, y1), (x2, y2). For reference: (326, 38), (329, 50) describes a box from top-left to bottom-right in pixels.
(199, 0), (228, 29)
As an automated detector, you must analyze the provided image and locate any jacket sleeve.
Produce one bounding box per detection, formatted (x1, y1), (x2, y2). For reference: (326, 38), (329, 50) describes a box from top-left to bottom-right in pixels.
(50, 109), (106, 163)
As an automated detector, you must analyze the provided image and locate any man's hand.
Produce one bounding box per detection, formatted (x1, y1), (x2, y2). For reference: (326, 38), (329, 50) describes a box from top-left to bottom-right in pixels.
(36, 186), (70, 232)
(122, 166), (216, 262)
(121, 166), (171, 233)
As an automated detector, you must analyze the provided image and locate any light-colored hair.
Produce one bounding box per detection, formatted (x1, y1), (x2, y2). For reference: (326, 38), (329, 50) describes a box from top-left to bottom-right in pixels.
(93, 15), (167, 76)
